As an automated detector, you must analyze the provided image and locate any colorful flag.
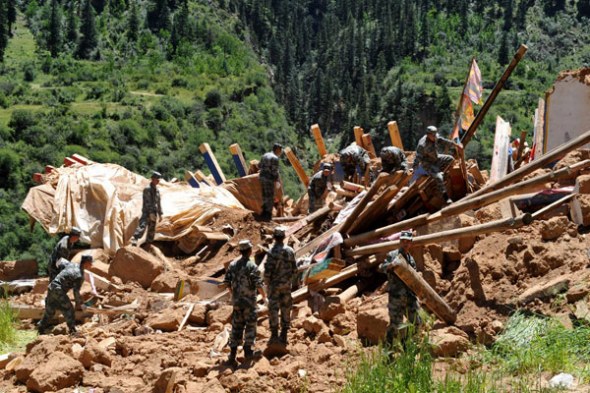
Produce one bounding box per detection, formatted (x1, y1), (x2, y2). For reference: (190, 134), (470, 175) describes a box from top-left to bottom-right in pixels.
(460, 97), (475, 130)
(465, 59), (483, 104)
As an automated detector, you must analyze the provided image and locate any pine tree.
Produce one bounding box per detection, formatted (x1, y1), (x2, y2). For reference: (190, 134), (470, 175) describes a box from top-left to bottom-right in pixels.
(147, 0), (171, 34)
(7, 0), (16, 36)
(169, 0), (190, 56)
(127, 0), (140, 42)
(0, 0), (8, 62)
(47, 0), (63, 58)
(502, 0), (514, 31)
(577, 0), (590, 18)
(76, 0), (97, 59)
(66, 1), (78, 46)
(498, 31), (509, 65)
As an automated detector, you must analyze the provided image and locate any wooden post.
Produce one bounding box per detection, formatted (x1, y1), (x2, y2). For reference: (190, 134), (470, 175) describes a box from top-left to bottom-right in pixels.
(71, 154), (90, 165)
(461, 45), (528, 146)
(194, 170), (213, 186)
(489, 116), (512, 183)
(343, 213), (429, 248)
(347, 213), (533, 256)
(387, 121), (404, 150)
(514, 130), (528, 165)
(311, 124), (328, 157)
(533, 98), (545, 160)
(361, 134), (377, 158)
(391, 259), (456, 324)
(466, 128), (590, 200)
(284, 146), (310, 187)
(286, 205), (331, 237)
(229, 143), (248, 177)
(354, 126), (364, 147)
(64, 157), (77, 166)
(199, 143), (226, 185)
(184, 170), (200, 188)
(532, 193), (576, 220)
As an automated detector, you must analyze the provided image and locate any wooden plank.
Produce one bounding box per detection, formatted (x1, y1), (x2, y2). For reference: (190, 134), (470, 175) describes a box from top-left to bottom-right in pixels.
(194, 170), (213, 186)
(311, 124), (328, 157)
(534, 98), (545, 159)
(284, 147), (310, 187)
(199, 143), (226, 185)
(489, 116), (512, 183)
(295, 223), (343, 259)
(229, 143), (248, 177)
(178, 303), (195, 331)
(184, 170), (200, 188)
(353, 126), (364, 147)
(361, 134), (377, 158)
(387, 121), (404, 150)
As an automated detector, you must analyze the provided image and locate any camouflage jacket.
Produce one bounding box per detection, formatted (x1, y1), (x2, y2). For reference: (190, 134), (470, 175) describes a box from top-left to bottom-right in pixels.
(224, 256), (263, 306)
(259, 152), (280, 181)
(48, 262), (84, 306)
(142, 184), (162, 216)
(413, 134), (456, 170)
(339, 145), (370, 166)
(380, 146), (408, 171)
(307, 171), (332, 199)
(264, 242), (297, 291)
(378, 248), (416, 295)
(50, 235), (73, 266)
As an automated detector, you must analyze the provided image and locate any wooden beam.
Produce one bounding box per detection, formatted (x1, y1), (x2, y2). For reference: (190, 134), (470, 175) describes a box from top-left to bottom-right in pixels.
(194, 170), (213, 186)
(286, 205), (331, 237)
(344, 213), (429, 248)
(229, 144), (248, 177)
(199, 143), (226, 185)
(532, 193), (576, 220)
(347, 213), (533, 256)
(353, 126), (364, 147)
(311, 124), (328, 157)
(184, 170), (200, 188)
(391, 259), (456, 324)
(361, 134), (377, 158)
(461, 44), (527, 146)
(387, 121), (404, 150)
(284, 147), (310, 187)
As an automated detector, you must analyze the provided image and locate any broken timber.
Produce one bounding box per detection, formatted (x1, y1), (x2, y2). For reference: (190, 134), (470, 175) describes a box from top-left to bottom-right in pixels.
(347, 213), (533, 256)
(311, 124), (328, 157)
(199, 143), (226, 185)
(390, 259), (456, 324)
(284, 147), (310, 187)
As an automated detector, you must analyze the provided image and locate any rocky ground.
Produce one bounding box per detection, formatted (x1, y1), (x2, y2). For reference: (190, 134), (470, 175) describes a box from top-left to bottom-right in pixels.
(1, 162), (590, 393)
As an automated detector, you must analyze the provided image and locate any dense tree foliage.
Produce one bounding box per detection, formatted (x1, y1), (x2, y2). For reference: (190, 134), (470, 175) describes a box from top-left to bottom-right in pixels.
(0, 0), (590, 265)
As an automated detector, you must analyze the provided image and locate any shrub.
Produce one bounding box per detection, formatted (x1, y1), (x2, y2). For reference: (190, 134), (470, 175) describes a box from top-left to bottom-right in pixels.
(0, 92), (9, 109)
(204, 89), (222, 108)
(8, 110), (37, 133)
(23, 64), (36, 82)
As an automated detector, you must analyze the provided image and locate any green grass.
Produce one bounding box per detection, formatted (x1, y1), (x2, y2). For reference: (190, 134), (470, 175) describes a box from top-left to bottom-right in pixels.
(0, 299), (17, 348)
(342, 313), (590, 392)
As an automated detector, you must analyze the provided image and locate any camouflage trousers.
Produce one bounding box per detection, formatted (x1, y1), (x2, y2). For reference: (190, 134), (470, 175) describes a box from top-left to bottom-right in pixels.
(260, 176), (275, 218)
(47, 260), (59, 282)
(386, 290), (421, 344)
(268, 288), (293, 332)
(39, 289), (76, 332)
(133, 212), (157, 244)
(308, 193), (324, 213)
(418, 154), (454, 196)
(229, 304), (257, 348)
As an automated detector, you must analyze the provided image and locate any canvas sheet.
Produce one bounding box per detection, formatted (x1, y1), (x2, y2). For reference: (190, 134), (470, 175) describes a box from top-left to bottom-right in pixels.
(22, 163), (246, 254)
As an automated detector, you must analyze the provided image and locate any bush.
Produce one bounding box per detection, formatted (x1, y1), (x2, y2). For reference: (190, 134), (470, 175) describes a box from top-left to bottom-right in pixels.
(0, 92), (9, 109)
(8, 110), (37, 133)
(171, 77), (189, 87)
(23, 64), (36, 82)
(204, 89), (222, 108)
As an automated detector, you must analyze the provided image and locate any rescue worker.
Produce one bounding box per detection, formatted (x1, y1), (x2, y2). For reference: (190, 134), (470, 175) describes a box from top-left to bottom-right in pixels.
(48, 227), (81, 281)
(38, 255), (93, 335)
(412, 126), (463, 205)
(378, 231), (421, 347)
(264, 226), (297, 345)
(380, 146), (408, 174)
(224, 240), (266, 365)
(339, 144), (370, 182)
(259, 143), (283, 221)
(131, 171), (163, 247)
(307, 163), (334, 213)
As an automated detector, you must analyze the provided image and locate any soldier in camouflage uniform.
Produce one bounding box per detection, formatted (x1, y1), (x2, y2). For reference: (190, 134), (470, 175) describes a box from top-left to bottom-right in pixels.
(38, 255), (93, 335)
(307, 163), (334, 213)
(412, 126), (463, 204)
(48, 227), (81, 282)
(339, 144), (370, 181)
(259, 143), (283, 221)
(264, 226), (297, 345)
(224, 240), (266, 365)
(380, 146), (408, 174)
(378, 231), (421, 346)
(131, 171), (163, 246)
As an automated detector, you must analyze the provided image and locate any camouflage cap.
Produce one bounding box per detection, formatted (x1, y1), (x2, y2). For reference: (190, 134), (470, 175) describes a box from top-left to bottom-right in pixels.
(151, 171), (163, 179)
(426, 126), (438, 134)
(322, 162), (334, 171)
(80, 254), (93, 263)
(238, 239), (253, 251)
(70, 226), (82, 236)
(273, 226), (286, 238)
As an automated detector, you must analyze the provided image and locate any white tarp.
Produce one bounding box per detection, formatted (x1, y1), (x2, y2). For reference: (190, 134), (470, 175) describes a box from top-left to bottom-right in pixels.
(22, 163), (246, 254)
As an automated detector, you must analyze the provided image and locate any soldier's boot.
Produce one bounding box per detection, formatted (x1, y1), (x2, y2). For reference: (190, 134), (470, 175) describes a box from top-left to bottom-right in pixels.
(443, 193), (453, 206)
(226, 347), (238, 366)
(269, 329), (279, 344)
(244, 346), (261, 360)
(279, 330), (288, 346)
(37, 321), (49, 335)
